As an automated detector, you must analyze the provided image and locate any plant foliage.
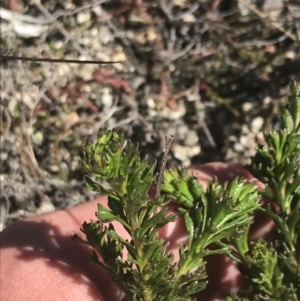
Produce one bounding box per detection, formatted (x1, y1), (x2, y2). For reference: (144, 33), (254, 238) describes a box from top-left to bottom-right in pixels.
(73, 82), (300, 300)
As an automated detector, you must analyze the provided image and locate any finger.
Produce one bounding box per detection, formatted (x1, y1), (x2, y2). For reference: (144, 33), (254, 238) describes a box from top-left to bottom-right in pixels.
(79, 163), (274, 301)
(188, 162), (263, 187)
(0, 162), (273, 301)
(0, 197), (124, 301)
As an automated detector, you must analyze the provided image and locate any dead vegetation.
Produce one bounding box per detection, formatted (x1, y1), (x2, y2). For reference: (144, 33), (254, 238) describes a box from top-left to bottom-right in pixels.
(0, 0), (299, 229)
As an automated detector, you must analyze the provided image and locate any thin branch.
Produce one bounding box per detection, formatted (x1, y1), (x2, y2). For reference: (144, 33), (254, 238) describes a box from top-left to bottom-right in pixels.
(0, 1), (108, 25)
(172, 39), (197, 62)
(159, 0), (174, 22)
(155, 135), (174, 198)
(237, 0), (297, 41)
(107, 20), (144, 75)
(1, 105), (12, 140)
(53, 0), (108, 19)
(194, 80), (216, 148)
(0, 55), (121, 65)
(0, 7), (51, 25)
(174, 3), (200, 22)
(233, 33), (289, 47)
(34, 1), (93, 59)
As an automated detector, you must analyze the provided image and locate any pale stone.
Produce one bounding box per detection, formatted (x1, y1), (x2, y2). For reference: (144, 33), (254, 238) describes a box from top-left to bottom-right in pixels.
(233, 143), (244, 152)
(146, 28), (157, 41)
(101, 88), (113, 109)
(99, 26), (112, 45)
(147, 98), (156, 109)
(183, 14), (196, 23)
(36, 202), (55, 215)
(185, 130), (199, 146)
(286, 51), (296, 60)
(242, 102), (253, 112)
(251, 116), (264, 133)
(76, 11), (91, 24)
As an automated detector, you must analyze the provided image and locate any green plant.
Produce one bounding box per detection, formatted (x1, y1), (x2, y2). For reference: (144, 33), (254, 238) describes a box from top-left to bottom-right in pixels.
(73, 82), (300, 300)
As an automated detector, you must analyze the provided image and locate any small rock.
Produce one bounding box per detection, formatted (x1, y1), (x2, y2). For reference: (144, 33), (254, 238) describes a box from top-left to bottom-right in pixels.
(36, 202), (55, 215)
(146, 28), (157, 42)
(0, 203), (7, 232)
(173, 144), (201, 167)
(33, 131), (44, 146)
(173, 144), (191, 166)
(147, 98), (156, 109)
(174, 0), (187, 7)
(64, 2), (75, 9)
(187, 145), (201, 157)
(0, 152), (8, 161)
(161, 101), (186, 120)
(8, 98), (17, 116)
(242, 102), (253, 112)
(78, 64), (95, 81)
(263, 96), (272, 105)
(136, 32), (147, 44)
(286, 51), (296, 60)
(112, 49), (127, 71)
(185, 130), (199, 146)
(251, 116), (264, 134)
(228, 135), (237, 142)
(76, 11), (91, 24)
(95, 52), (111, 62)
(177, 124), (189, 141)
(49, 165), (60, 173)
(238, 0), (252, 16)
(240, 135), (248, 147)
(93, 5), (104, 17)
(241, 124), (250, 134)
(70, 156), (80, 171)
(57, 63), (71, 78)
(233, 142), (244, 152)
(183, 14), (196, 22)
(101, 88), (113, 109)
(99, 26), (112, 45)
(81, 36), (92, 46)
(132, 76), (145, 90)
(91, 27), (98, 36)
(53, 40), (63, 49)
(263, 0), (283, 20)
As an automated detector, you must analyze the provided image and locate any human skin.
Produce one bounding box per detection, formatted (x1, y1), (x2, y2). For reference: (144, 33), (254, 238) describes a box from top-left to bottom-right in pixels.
(0, 163), (273, 301)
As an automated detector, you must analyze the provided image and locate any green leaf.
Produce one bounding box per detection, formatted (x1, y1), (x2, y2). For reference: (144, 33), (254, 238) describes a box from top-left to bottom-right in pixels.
(162, 168), (204, 208)
(96, 203), (118, 222)
(75, 83), (300, 301)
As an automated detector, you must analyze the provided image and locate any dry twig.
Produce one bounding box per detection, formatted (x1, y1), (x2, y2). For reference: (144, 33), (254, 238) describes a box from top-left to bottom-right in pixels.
(237, 0), (297, 41)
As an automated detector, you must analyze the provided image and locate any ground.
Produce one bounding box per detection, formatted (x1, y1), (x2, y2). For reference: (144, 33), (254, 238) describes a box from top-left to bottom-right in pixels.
(1, 0), (300, 229)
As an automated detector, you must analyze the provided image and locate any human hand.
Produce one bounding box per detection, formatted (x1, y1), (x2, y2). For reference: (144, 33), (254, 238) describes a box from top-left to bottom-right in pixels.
(0, 162), (273, 301)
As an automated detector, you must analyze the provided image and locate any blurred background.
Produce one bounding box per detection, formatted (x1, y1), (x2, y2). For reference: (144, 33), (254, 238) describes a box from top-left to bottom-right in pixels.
(1, 0), (300, 229)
